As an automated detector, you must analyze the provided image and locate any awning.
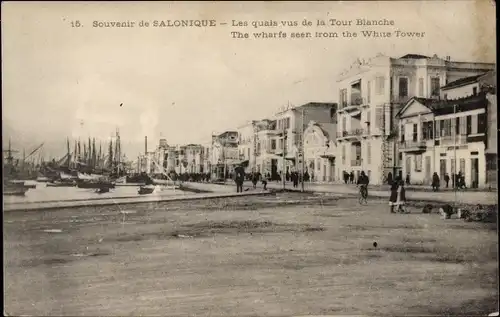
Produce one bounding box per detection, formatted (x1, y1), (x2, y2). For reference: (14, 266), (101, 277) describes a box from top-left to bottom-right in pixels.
(320, 154), (336, 159)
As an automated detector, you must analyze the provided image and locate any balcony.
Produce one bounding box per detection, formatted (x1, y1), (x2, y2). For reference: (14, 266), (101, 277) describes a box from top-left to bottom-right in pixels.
(439, 134), (467, 146)
(351, 159), (362, 167)
(339, 97), (365, 114)
(337, 129), (364, 141)
(399, 140), (427, 153)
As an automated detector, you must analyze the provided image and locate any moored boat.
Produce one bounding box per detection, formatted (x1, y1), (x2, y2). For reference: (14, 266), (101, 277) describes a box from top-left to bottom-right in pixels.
(47, 180), (76, 187)
(3, 182), (29, 196)
(138, 185), (155, 195)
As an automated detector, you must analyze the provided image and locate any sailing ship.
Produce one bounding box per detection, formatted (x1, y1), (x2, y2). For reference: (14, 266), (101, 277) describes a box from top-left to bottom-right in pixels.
(3, 140), (32, 196)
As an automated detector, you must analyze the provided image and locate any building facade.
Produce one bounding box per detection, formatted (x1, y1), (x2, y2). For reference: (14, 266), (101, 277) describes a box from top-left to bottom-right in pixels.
(237, 121), (258, 173)
(397, 82), (494, 188)
(336, 53), (495, 185)
(273, 102), (337, 177)
(211, 131), (240, 179)
(303, 121), (337, 182)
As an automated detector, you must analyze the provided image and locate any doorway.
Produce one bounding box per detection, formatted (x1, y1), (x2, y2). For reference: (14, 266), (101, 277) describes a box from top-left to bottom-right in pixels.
(271, 159), (278, 180)
(471, 158), (479, 188)
(405, 156), (411, 176)
(439, 159), (447, 185)
(424, 156), (431, 183)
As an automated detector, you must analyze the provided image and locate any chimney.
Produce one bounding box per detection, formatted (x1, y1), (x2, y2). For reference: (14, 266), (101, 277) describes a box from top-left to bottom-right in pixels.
(145, 136), (148, 154)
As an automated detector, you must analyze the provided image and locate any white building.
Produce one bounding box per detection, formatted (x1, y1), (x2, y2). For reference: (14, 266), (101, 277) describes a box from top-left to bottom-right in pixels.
(303, 121), (337, 182)
(336, 53), (495, 184)
(237, 121), (258, 173)
(397, 71), (495, 188)
(273, 102), (337, 177)
(211, 131), (240, 179)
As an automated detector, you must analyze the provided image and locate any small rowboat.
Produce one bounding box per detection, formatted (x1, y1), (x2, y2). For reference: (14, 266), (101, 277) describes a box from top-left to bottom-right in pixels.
(138, 185), (155, 195)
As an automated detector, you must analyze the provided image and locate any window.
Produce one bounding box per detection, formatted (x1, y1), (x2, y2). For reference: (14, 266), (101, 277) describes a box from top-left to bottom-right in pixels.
(342, 117), (347, 132)
(367, 81), (371, 103)
(466, 115), (472, 134)
(451, 159), (456, 174)
(414, 154), (423, 172)
(339, 89), (348, 107)
(400, 124), (405, 142)
(473, 87), (478, 95)
(422, 121), (434, 140)
(478, 112), (487, 134)
(459, 116), (467, 134)
(455, 117), (460, 135)
(441, 119), (452, 137)
(342, 145), (346, 164)
(271, 139), (277, 150)
(399, 77), (409, 97)
(375, 76), (385, 95)
(471, 115), (478, 134)
(367, 142), (371, 164)
(431, 77), (440, 97)
(460, 158), (465, 173)
(435, 120), (440, 137)
(444, 93), (448, 100)
(247, 148), (250, 158)
(418, 78), (424, 96)
(412, 123), (418, 141)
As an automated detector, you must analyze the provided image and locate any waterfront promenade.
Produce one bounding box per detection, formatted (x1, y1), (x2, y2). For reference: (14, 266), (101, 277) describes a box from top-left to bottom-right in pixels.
(189, 181), (498, 206)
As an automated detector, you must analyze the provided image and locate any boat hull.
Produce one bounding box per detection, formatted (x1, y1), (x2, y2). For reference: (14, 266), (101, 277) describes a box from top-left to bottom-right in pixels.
(47, 181), (76, 187)
(138, 186), (155, 195)
(76, 180), (115, 189)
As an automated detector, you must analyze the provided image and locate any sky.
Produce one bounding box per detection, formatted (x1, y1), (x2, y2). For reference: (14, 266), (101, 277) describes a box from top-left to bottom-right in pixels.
(2, 1), (496, 160)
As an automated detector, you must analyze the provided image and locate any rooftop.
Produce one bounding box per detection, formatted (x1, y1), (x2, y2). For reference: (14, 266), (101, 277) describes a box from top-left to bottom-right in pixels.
(441, 74), (484, 90)
(399, 54), (430, 59)
(399, 92), (488, 117)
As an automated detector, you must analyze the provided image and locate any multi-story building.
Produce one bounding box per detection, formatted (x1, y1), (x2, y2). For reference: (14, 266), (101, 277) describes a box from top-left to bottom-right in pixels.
(336, 53), (495, 184)
(183, 144), (205, 173)
(211, 131), (239, 179)
(202, 143), (211, 174)
(397, 70), (496, 188)
(272, 102), (337, 177)
(237, 121), (258, 173)
(303, 121), (337, 182)
(253, 119), (280, 177)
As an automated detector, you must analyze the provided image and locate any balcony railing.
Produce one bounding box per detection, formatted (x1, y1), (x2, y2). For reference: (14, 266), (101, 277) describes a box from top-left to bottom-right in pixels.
(351, 159), (362, 167)
(400, 140), (427, 149)
(439, 134), (467, 146)
(339, 129), (364, 138)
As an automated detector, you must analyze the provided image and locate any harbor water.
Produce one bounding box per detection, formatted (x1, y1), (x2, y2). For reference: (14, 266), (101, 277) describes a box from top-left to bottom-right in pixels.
(3, 181), (186, 205)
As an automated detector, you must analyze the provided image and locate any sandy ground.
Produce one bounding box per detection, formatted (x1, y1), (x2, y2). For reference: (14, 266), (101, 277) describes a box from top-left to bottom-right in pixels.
(4, 193), (498, 316)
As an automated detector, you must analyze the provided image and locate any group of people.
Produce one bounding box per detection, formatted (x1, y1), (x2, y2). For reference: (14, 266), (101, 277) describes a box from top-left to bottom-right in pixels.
(356, 170), (407, 213)
(431, 171), (468, 191)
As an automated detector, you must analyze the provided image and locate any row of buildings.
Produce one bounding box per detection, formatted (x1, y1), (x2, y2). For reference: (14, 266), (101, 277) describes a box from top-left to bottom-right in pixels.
(137, 53), (496, 188)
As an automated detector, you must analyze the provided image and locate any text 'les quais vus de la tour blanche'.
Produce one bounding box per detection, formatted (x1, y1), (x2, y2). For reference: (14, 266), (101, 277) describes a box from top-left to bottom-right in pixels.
(90, 18), (395, 29)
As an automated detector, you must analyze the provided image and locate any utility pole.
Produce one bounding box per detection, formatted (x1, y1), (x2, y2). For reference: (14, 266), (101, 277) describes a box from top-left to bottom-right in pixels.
(301, 108), (305, 192)
(282, 117), (286, 190)
(453, 104), (457, 208)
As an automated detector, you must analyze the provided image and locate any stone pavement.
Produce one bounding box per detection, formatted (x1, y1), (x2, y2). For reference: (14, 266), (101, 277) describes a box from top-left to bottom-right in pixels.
(200, 181), (498, 205)
(3, 190), (274, 212)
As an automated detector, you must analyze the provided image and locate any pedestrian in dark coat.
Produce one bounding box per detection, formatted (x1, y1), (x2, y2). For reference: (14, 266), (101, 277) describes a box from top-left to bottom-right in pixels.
(251, 172), (258, 189)
(444, 173), (450, 188)
(234, 165), (245, 193)
(389, 179), (407, 213)
(432, 172), (440, 192)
